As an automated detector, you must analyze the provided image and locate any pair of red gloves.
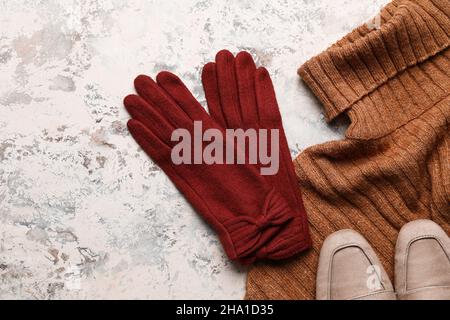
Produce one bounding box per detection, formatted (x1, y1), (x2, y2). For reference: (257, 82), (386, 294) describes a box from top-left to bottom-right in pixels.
(124, 50), (311, 264)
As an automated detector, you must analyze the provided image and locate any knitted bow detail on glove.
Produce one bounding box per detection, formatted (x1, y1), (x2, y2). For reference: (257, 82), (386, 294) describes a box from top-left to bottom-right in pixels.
(223, 188), (294, 260)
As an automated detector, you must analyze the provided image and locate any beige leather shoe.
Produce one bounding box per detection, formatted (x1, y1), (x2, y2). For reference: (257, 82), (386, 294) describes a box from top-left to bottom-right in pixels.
(395, 219), (450, 300)
(316, 229), (396, 300)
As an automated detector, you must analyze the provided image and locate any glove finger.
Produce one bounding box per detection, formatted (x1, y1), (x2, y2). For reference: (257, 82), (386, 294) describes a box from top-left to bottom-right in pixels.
(255, 67), (282, 128)
(235, 51), (258, 128)
(215, 49), (243, 128)
(134, 74), (192, 129)
(124, 94), (175, 146)
(156, 71), (210, 124)
(254, 67), (301, 207)
(127, 119), (172, 164)
(202, 62), (227, 128)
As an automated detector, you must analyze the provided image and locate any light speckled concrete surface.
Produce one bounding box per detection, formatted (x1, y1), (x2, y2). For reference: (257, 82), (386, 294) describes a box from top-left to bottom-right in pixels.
(0, 0), (388, 299)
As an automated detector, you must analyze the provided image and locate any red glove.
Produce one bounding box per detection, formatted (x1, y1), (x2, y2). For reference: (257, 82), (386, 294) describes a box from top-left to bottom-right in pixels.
(124, 72), (302, 263)
(202, 50), (311, 258)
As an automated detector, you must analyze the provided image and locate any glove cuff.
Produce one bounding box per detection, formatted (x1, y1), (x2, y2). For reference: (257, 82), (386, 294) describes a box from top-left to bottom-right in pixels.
(220, 188), (311, 263)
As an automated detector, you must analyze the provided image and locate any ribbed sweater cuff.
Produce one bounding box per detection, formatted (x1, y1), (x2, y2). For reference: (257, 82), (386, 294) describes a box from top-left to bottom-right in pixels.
(298, 0), (450, 122)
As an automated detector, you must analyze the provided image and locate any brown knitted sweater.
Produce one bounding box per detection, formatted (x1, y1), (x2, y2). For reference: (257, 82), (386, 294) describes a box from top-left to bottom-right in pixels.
(246, 0), (450, 300)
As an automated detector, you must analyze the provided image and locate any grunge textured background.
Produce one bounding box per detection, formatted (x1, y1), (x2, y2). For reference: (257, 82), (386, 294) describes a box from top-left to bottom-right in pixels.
(0, 0), (387, 299)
